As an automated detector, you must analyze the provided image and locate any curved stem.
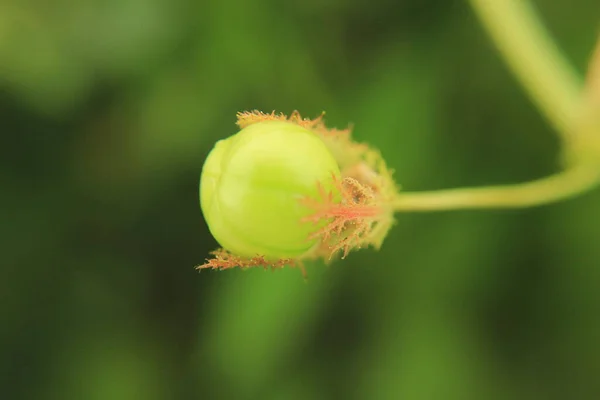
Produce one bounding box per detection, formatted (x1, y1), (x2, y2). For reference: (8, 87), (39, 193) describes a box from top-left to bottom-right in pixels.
(392, 166), (600, 212)
(468, 0), (581, 136)
(390, 0), (600, 213)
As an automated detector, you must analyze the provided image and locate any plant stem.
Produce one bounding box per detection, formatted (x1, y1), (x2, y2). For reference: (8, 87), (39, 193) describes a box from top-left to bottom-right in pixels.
(392, 166), (600, 211)
(389, 1), (600, 213)
(468, 0), (581, 136)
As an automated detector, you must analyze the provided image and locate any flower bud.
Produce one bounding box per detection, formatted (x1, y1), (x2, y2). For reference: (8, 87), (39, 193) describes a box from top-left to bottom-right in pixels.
(200, 121), (341, 260)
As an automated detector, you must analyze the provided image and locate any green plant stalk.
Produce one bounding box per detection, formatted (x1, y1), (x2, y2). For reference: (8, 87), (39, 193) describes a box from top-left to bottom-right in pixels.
(392, 165), (600, 211)
(391, 0), (599, 212)
(468, 0), (581, 136)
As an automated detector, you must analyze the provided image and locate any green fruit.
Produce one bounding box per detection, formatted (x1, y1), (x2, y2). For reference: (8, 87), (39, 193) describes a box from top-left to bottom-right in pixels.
(200, 121), (341, 260)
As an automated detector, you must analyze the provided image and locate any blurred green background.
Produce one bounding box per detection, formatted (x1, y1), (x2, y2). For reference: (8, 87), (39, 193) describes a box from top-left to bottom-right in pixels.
(1, 0), (599, 399)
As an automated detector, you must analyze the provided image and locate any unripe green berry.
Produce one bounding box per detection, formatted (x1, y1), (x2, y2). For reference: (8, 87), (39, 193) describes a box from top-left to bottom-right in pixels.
(200, 121), (341, 260)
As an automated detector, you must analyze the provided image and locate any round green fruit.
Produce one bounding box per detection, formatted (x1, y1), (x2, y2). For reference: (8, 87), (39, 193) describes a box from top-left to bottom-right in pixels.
(200, 121), (341, 260)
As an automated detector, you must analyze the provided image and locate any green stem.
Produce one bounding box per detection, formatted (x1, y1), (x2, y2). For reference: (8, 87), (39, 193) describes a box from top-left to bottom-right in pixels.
(392, 165), (600, 211)
(468, 0), (581, 136)
(390, 0), (600, 213)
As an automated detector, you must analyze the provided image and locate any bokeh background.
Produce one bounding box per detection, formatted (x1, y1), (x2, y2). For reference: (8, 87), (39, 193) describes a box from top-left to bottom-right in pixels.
(2, 0), (600, 399)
